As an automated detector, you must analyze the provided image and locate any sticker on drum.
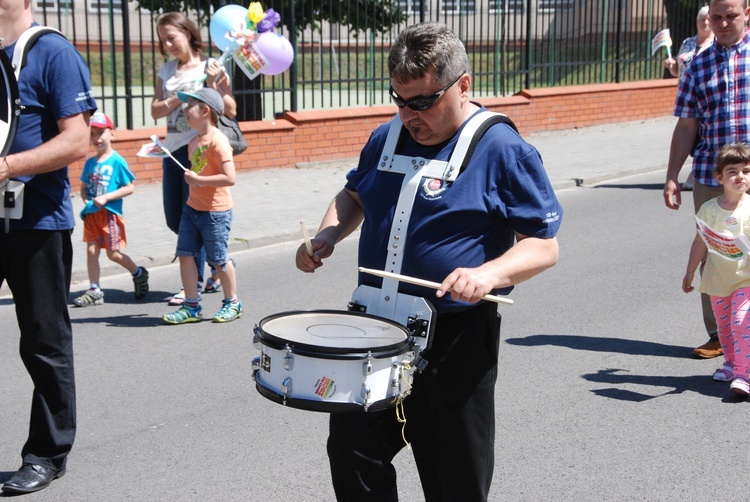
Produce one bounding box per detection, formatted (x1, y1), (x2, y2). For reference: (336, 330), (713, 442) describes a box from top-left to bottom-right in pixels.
(253, 310), (417, 413)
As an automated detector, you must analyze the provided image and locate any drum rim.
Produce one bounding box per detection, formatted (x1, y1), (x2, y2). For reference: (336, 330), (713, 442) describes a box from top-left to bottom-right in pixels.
(0, 47), (19, 158)
(255, 309), (413, 358)
(255, 380), (401, 413)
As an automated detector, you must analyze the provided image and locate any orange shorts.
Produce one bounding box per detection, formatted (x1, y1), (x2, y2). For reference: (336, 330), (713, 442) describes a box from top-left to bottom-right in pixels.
(82, 209), (128, 251)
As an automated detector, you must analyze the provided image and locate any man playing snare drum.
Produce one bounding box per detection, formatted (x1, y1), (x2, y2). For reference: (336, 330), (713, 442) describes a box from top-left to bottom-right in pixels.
(295, 22), (562, 502)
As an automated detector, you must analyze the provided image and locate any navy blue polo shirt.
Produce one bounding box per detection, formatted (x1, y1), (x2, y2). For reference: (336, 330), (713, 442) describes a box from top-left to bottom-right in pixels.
(5, 27), (97, 230)
(346, 107), (563, 313)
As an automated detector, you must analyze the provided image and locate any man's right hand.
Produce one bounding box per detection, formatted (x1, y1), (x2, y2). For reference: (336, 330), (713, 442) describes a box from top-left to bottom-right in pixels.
(295, 237), (334, 273)
(664, 178), (682, 209)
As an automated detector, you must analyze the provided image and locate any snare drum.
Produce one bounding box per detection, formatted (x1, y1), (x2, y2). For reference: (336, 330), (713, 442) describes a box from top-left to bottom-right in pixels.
(252, 310), (416, 412)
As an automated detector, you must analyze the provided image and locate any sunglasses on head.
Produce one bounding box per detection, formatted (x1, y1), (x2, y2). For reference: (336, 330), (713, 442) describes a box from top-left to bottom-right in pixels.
(389, 73), (465, 111)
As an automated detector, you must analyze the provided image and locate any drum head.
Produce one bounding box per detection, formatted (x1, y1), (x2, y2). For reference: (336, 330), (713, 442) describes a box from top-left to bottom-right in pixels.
(257, 310), (411, 357)
(0, 47), (18, 157)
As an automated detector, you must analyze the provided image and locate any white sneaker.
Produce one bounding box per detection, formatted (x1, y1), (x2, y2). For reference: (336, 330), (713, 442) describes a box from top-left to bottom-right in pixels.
(730, 377), (750, 397)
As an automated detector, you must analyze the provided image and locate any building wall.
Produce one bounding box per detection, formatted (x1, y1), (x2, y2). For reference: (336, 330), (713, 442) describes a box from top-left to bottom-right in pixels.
(80, 78), (677, 185)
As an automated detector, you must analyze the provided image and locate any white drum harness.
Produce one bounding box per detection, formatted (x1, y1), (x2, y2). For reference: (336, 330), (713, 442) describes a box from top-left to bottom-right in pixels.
(251, 111), (518, 412)
(349, 110), (517, 366)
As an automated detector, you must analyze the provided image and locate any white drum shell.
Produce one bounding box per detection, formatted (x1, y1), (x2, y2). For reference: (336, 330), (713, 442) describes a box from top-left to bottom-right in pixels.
(253, 310), (416, 412)
(255, 345), (415, 410)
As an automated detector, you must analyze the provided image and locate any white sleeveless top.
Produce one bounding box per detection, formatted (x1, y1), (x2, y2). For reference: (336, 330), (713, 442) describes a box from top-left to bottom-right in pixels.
(157, 58), (206, 151)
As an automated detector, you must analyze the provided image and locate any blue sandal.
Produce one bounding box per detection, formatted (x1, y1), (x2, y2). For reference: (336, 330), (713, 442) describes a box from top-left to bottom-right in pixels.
(204, 259), (236, 294)
(204, 277), (221, 294)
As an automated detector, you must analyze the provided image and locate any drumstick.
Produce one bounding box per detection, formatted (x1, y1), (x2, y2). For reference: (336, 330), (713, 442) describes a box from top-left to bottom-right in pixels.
(358, 267), (514, 306)
(150, 135), (188, 172)
(300, 220), (313, 256)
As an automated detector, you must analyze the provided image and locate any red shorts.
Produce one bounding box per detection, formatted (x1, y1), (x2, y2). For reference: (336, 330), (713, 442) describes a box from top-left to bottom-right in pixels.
(82, 209), (128, 251)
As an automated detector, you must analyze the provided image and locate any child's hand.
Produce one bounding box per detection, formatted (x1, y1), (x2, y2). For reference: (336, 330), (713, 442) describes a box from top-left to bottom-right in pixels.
(184, 170), (200, 186)
(682, 273), (695, 293)
(93, 195), (108, 207)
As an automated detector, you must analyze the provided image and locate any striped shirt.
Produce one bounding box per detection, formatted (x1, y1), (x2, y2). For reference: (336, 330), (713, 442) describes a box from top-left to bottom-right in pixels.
(674, 31), (750, 186)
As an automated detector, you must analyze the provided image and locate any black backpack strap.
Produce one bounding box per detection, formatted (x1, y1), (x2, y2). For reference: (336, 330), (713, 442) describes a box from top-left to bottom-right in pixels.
(458, 112), (518, 176)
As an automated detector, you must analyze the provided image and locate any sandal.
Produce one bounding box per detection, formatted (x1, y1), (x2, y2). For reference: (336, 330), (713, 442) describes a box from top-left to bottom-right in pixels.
(712, 365), (734, 382)
(168, 289), (185, 306)
(204, 277), (221, 294)
(168, 282), (203, 305)
(204, 258), (236, 293)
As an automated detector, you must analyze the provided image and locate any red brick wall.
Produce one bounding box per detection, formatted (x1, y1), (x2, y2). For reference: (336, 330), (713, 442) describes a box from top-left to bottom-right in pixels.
(77, 79), (677, 185)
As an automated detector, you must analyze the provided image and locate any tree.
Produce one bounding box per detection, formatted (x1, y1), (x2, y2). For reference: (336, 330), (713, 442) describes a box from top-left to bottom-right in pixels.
(135, 0), (406, 37)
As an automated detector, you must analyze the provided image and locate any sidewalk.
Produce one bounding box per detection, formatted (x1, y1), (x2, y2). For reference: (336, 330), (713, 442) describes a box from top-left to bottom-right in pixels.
(5, 115), (683, 291)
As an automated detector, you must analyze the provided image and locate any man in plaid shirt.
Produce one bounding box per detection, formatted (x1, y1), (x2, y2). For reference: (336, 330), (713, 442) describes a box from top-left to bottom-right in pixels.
(664, 0), (750, 359)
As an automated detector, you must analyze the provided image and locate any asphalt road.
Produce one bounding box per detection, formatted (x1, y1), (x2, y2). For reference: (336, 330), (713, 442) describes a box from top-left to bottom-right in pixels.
(1, 170), (746, 501)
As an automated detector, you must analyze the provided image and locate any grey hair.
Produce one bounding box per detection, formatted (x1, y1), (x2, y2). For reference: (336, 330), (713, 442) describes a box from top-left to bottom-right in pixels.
(698, 5), (709, 18)
(387, 23), (471, 85)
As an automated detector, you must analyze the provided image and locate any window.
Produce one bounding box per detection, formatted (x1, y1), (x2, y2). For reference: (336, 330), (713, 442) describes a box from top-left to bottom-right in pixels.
(87, 0), (123, 12)
(33, 0), (73, 12)
(441, 0), (476, 14)
(396, 0), (425, 15)
(539, 0), (575, 11)
(489, 0), (524, 13)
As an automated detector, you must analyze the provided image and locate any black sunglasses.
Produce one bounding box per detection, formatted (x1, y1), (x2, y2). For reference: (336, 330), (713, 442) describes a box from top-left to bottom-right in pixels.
(389, 73), (465, 111)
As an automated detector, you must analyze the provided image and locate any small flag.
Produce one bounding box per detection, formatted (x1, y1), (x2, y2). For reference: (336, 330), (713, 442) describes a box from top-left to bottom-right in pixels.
(136, 141), (168, 158)
(651, 28), (672, 57)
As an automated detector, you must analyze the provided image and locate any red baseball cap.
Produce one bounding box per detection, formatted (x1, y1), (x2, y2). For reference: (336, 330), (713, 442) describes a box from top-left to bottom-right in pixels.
(91, 112), (114, 130)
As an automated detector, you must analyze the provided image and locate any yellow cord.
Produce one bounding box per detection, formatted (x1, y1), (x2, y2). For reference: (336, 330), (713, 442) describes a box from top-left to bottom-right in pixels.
(395, 361), (414, 449)
(395, 397), (410, 449)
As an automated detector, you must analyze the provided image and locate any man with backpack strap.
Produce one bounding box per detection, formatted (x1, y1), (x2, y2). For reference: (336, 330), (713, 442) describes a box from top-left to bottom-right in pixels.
(0, 0), (97, 493)
(295, 22), (562, 502)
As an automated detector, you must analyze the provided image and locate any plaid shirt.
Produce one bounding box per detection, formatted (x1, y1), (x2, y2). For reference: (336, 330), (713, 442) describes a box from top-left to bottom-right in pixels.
(674, 31), (750, 186)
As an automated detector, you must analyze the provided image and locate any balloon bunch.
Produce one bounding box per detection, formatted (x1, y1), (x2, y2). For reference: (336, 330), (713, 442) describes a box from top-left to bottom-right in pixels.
(209, 2), (294, 79)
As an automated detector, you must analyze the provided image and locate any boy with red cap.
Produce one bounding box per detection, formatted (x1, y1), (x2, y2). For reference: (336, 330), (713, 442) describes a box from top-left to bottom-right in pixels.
(73, 112), (149, 306)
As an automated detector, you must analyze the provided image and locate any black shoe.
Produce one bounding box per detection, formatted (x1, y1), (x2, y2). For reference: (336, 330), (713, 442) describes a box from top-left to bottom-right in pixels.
(133, 266), (149, 300)
(1, 463), (65, 494)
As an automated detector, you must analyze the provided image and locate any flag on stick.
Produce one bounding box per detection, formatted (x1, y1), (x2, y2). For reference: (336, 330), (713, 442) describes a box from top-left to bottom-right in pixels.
(651, 28), (672, 57)
(136, 141), (168, 159)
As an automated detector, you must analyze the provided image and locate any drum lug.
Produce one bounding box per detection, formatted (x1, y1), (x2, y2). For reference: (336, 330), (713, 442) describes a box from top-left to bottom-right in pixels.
(282, 377), (292, 404)
(361, 383), (371, 410)
(391, 362), (399, 389)
(251, 356), (261, 381)
(362, 352), (373, 376)
(252, 326), (262, 350)
(284, 346), (294, 370)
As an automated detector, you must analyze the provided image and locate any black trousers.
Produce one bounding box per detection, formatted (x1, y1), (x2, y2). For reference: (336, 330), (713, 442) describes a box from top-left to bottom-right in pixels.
(0, 229), (76, 471)
(328, 302), (501, 502)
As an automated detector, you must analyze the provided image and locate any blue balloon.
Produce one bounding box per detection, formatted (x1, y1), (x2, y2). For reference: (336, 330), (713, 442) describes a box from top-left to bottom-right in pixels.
(209, 4), (248, 52)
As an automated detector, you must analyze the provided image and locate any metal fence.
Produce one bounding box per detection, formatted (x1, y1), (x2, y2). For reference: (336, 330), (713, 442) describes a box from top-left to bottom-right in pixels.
(33, 0), (683, 129)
